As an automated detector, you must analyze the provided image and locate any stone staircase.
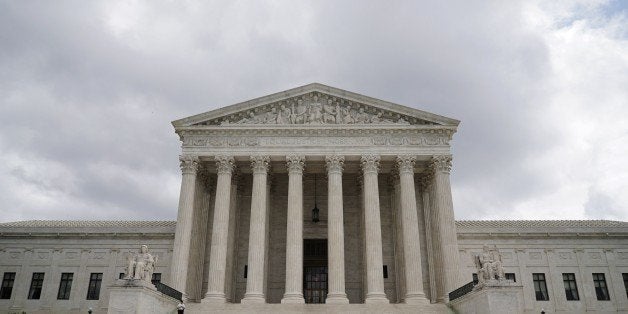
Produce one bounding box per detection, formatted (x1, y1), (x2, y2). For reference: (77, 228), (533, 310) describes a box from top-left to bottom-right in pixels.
(186, 302), (450, 313)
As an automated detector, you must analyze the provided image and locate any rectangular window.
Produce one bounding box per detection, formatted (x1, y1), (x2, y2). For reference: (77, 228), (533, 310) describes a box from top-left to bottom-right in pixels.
(119, 273), (125, 279)
(28, 272), (45, 299)
(151, 273), (161, 285)
(472, 273), (479, 285)
(623, 273), (628, 298)
(383, 265), (388, 279)
(86, 273), (103, 300)
(505, 273), (516, 282)
(57, 273), (73, 300)
(0, 272), (16, 299)
(593, 273), (610, 301)
(562, 273), (579, 301)
(533, 273), (549, 301)
(244, 265), (247, 278)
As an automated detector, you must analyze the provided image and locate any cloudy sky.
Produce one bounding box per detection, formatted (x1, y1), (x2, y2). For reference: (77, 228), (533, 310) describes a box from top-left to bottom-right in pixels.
(1, 1), (627, 222)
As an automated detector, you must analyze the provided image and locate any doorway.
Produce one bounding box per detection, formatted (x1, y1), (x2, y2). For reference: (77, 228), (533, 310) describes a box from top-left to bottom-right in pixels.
(303, 239), (328, 304)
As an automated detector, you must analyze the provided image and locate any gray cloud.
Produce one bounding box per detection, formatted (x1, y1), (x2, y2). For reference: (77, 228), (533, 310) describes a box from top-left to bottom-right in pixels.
(0, 1), (626, 222)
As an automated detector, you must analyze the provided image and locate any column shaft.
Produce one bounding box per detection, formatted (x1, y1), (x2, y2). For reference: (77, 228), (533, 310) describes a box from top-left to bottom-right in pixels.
(242, 155), (270, 304)
(397, 155), (428, 304)
(361, 155), (388, 304)
(325, 155), (349, 304)
(430, 155), (461, 301)
(282, 155), (305, 303)
(205, 156), (234, 302)
(187, 168), (210, 301)
(170, 155), (199, 296)
(421, 177), (437, 303)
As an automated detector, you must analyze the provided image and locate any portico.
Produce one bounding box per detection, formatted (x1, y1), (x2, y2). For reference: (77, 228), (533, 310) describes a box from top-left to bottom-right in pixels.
(169, 83), (462, 307)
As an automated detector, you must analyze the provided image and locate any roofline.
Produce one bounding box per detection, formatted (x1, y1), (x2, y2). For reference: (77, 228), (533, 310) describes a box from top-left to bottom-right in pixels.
(171, 83), (460, 128)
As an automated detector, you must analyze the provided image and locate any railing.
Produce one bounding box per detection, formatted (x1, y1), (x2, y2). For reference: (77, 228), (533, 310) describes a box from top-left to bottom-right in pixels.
(448, 281), (475, 301)
(154, 282), (183, 301)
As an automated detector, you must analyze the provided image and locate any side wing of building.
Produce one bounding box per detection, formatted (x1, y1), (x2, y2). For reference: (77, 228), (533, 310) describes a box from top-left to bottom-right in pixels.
(457, 220), (628, 313)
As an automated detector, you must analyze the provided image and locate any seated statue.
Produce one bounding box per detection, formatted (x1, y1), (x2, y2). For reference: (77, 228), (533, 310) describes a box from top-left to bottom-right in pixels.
(473, 245), (505, 286)
(124, 245), (157, 283)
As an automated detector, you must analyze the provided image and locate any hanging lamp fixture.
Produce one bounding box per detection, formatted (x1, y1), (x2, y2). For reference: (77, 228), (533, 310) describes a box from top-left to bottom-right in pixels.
(312, 174), (320, 223)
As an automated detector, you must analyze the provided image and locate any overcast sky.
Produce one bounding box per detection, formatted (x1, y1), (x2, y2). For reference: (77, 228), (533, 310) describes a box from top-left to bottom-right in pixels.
(1, 1), (627, 222)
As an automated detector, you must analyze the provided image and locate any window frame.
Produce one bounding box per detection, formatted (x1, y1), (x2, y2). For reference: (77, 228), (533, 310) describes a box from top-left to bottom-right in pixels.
(562, 273), (580, 301)
(57, 272), (73, 300)
(86, 273), (103, 300)
(505, 273), (516, 282)
(0, 272), (16, 299)
(27, 272), (45, 300)
(533, 273), (550, 301)
(593, 273), (610, 301)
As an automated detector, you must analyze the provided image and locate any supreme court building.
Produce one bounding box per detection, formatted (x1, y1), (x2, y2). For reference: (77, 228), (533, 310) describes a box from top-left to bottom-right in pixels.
(1, 84), (627, 314)
(169, 83), (461, 308)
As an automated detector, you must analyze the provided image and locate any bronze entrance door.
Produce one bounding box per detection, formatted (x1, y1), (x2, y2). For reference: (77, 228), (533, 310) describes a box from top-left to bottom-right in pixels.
(303, 239), (328, 304)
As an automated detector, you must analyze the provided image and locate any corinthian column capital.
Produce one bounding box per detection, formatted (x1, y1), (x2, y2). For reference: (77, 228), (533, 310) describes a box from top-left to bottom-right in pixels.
(360, 154), (380, 174)
(430, 155), (452, 174)
(286, 155), (305, 174)
(325, 155), (345, 174)
(215, 155), (235, 175)
(179, 155), (199, 174)
(250, 155), (271, 174)
(396, 155), (417, 174)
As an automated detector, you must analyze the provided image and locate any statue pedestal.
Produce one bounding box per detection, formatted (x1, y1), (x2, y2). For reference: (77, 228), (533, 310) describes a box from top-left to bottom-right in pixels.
(449, 280), (524, 314)
(107, 280), (179, 314)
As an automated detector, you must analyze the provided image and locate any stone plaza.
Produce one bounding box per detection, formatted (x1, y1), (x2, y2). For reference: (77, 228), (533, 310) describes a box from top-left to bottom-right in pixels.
(0, 84), (626, 313)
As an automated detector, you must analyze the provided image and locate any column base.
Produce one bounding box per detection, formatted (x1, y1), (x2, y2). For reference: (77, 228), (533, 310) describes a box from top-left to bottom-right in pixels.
(241, 293), (266, 304)
(365, 293), (389, 304)
(326, 293), (349, 304)
(204, 292), (227, 303)
(404, 293), (429, 305)
(281, 293), (304, 304)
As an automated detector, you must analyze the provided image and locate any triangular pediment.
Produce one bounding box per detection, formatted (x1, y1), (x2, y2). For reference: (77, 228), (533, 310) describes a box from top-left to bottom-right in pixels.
(172, 83), (459, 128)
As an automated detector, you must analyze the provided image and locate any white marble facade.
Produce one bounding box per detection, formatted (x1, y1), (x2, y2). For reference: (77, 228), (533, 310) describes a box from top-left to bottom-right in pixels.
(0, 84), (627, 313)
(168, 83), (461, 307)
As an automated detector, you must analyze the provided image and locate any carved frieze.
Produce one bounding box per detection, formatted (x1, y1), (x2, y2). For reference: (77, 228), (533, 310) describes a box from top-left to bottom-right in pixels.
(194, 92), (435, 126)
(182, 135), (450, 148)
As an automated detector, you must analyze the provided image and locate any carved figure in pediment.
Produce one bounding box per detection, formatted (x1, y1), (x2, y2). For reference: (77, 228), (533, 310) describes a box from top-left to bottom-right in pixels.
(307, 95), (323, 124)
(124, 245), (157, 283)
(334, 103), (343, 123)
(264, 107), (277, 124)
(277, 104), (291, 124)
(342, 106), (354, 124)
(294, 99), (307, 124)
(354, 107), (369, 124)
(323, 99), (336, 124)
(396, 116), (410, 125)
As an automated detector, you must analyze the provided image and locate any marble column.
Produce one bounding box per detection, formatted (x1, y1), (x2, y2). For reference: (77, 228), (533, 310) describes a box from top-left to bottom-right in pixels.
(420, 175), (437, 303)
(170, 155), (199, 296)
(188, 166), (211, 301)
(242, 155), (270, 304)
(282, 155), (305, 303)
(396, 155), (428, 304)
(430, 155), (461, 301)
(360, 154), (388, 304)
(325, 155), (349, 304)
(205, 155), (235, 302)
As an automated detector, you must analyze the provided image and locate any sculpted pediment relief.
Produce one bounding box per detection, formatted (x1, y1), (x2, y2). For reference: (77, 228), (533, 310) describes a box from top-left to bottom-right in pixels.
(193, 92), (434, 126)
(173, 83), (460, 128)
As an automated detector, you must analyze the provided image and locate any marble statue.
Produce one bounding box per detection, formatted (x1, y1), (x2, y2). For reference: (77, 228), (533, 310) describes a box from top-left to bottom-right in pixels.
(473, 245), (505, 285)
(124, 245), (158, 283)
